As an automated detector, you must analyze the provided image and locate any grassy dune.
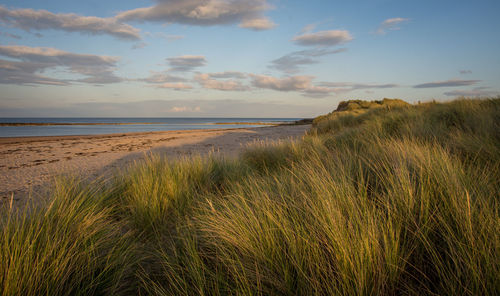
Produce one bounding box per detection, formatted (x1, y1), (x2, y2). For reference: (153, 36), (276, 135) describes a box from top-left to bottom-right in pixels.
(1, 97), (499, 295)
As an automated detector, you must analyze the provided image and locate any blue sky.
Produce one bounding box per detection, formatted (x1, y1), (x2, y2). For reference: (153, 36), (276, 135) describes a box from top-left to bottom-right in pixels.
(0, 0), (499, 117)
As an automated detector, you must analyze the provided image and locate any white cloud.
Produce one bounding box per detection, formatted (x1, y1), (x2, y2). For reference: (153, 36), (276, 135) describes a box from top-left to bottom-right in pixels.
(239, 17), (275, 30)
(292, 30), (353, 47)
(0, 5), (140, 40)
(170, 106), (201, 112)
(170, 106), (189, 112)
(195, 73), (249, 91)
(250, 74), (312, 91)
(250, 74), (338, 97)
(116, 0), (275, 31)
(376, 17), (409, 35)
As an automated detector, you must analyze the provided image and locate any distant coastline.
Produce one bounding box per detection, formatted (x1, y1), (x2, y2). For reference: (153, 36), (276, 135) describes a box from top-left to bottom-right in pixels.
(0, 122), (152, 126)
(0, 121), (280, 126)
(0, 118), (302, 138)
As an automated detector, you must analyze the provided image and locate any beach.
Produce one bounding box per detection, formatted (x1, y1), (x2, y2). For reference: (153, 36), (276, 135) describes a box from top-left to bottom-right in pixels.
(0, 124), (310, 205)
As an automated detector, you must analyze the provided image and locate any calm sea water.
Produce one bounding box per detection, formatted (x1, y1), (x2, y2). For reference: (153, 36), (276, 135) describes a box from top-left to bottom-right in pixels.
(0, 118), (300, 138)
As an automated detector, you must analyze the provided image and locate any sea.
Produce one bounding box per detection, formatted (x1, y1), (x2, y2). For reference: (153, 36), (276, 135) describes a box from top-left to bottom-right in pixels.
(0, 118), (300, 138)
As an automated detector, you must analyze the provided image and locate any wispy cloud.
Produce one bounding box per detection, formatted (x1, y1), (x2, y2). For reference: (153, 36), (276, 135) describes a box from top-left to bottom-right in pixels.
(270, 48), (347, 74)
(459, 70), (472, 75)
(414, 79), (480, 88)
(376, 17), (409, 35)
(444, 87), (498, 97)
(140, 72), (188, 84)
(299, 23), (316, 34)
(292, 48), (348, 57)
(309, 81), (399, 96)
(167, 55), (207, 72)
(250, 74), (313, 91)
(250, 74), (337, 97)
(165, 34), (184, 41)
(271, 26), (350, 74)
(239, 18), (275, 30)
(298, 19), (336, 34)
(320, 82), (399, 90)
(153, 32), (184, 42)
(157, 82), (193, 90)
(195, 73), (249, 91)
(138, 71), (192, 90)
(0, 31), (21, 39)
(116, 0), (275, 31)
(269, 55), (316, 74)
(292, 30), (353, 47)
(0, 45), (122, 85)
(204, 71), (247, 79)
(132, 42), (147, 49)
(0, 5), (140, 40)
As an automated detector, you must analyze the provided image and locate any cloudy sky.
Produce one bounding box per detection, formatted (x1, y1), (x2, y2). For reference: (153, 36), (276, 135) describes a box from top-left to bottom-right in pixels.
(0, 0), (499, 117)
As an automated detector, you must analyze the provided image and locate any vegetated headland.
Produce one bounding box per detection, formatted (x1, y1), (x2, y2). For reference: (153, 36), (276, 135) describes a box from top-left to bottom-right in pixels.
(1, 97), (498, 295)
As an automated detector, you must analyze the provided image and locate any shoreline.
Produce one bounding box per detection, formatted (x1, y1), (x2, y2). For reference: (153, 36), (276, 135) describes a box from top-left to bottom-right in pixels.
(0, 122), (294, 140)
(0, 121), (282, 126)
(0, 126), (260, 144)
(0, 124), (310, 206)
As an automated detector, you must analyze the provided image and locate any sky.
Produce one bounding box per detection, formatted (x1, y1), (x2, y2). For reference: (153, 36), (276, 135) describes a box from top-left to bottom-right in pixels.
(0, 0), (499, 118)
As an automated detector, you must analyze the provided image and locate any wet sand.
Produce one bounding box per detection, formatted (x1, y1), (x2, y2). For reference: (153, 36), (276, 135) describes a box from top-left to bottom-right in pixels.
(0, 124), (310, 205)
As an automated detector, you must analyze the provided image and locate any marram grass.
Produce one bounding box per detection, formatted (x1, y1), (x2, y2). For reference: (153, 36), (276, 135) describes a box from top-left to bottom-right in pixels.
(1, 97), (499, 295)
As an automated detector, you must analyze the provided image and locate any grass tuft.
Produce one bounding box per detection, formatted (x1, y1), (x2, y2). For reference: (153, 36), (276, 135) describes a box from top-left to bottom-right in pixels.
(1, 97), (499, 295)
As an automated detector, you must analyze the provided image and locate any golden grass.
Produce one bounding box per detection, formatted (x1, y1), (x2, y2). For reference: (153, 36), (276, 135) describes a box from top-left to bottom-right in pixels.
(1, 97), (499, 295)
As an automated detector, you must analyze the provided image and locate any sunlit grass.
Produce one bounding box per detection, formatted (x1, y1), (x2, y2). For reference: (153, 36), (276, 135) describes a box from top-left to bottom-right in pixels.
(1, 97), (499, 295)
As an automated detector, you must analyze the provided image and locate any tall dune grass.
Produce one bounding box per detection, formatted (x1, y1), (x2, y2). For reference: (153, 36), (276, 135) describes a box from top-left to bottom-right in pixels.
(1, 97), (499, 295)
(0, 179), (138, 295)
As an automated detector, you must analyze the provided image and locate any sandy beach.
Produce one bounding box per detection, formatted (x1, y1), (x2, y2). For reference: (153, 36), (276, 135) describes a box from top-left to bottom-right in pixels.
(0, 124), (310, 205)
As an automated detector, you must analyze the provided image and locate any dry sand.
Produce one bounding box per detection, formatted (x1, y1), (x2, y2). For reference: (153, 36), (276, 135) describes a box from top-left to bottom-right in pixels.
(0, 124), (310, 206)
